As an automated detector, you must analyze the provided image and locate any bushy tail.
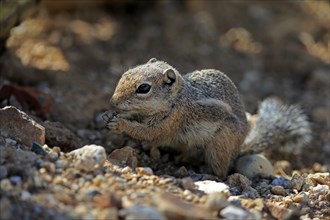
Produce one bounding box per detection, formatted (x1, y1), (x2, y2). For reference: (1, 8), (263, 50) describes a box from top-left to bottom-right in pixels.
(240, 97), (312, 156)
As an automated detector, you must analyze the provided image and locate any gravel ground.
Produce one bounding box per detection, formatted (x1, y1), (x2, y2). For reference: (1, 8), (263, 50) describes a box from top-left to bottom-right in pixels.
(0, 1), (329, 219)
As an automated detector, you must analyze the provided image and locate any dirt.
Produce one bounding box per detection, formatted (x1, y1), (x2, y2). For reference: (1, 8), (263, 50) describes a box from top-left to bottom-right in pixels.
(0, 0), (329, 219)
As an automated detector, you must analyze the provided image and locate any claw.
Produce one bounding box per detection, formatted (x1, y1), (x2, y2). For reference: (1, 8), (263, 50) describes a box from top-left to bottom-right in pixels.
(102, 111), (118, 123)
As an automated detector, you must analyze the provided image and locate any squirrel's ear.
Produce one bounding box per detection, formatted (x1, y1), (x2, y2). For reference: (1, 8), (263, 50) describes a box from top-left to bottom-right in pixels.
(163, 68), (176, 85)
(148, 58), (157, 63)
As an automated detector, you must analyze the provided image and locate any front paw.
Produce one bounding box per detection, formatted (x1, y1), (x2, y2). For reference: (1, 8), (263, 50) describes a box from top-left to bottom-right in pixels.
(107, 117), (129, 132)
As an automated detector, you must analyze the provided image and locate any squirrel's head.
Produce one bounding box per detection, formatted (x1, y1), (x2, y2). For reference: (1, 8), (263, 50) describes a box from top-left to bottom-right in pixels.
(111, 58), (183, 116)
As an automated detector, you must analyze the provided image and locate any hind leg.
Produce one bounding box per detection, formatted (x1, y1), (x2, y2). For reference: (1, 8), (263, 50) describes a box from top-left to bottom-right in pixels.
(204, 128), (241, 179)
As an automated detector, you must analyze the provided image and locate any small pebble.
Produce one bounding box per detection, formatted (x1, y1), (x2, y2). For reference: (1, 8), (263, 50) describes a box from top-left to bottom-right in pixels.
(271, 186), (286, 196)
(21, 190), (31, 200)
(312, 185), (329, 194)
(235, 154), (274, 178)
(181, 177), (196, 191)
(0, 166), (8, 179)
(136, 167), (153, 176)
(220, 205), (250, 220)
(69, 145), (106, 172)
(293, 192), (308, 203)
(271, 177), (290, 188)
(9, 176), (22, 185)
(289, 174), (305, 191)
(174, 166), (188, 177)
(204, 192), (229, 211)
(5, 138), (17, 145)
(195, 180), (229, 194)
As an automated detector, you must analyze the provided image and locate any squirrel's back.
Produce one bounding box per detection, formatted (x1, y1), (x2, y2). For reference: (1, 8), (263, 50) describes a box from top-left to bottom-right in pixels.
(184, 69), (248, 126)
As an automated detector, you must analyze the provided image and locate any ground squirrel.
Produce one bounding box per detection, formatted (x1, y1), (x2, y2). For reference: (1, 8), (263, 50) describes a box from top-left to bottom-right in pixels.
(107, 58), (311, 179)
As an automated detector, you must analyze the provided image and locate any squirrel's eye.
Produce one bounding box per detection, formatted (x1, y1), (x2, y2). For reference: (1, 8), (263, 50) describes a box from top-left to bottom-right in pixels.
(136, 83), (151, 94)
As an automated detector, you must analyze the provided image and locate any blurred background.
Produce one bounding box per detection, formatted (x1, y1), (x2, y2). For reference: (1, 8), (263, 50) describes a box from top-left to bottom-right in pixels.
(1, 0), (329, 168)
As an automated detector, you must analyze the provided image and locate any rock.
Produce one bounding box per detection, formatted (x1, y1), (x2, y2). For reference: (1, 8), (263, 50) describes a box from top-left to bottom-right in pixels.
(227, 174), (259, 198)
(5, 138), (16, 145)
(150, 147), (161, 160)
(274, 160), (292, 175)
(154, 192), (215, 220)
(69, 145), (106, 171)
(271, 176), (290, 188)
(0, 166), (8, 179)
(311, 185), (329, 194)
(204, 192), (230, 211)
(108, 146), (138, 169)
(235, 154), (274, 178)
(136, 167), (153, 176)
(195, 180), (229, 194)
(266, 202), (290, 219)
(308, 172), (330, 186)
(227, 173), (251, 190)
(293, 192), (308, 203)
(181, 177), (196, 191)
(289, 174), (305, 191)
(94, 192), (121, 209)
(43, 121), (82, 151)
(120, 204), (165, 220)
(0, 106), (45, 148)
(241, 198), (264, 212)
(31, 142), (47, 156)
(106, 132), (126, 148)
(9, 176), (22, 185)
(220, 205), (251, 220)
(21, 190), (31, 200)
(174, 166), (188, 177)
(0, 198), (12, 220)
(271, 186), (286, 196)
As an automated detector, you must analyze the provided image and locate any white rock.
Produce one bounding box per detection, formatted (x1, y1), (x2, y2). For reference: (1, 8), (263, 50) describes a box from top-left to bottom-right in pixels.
(21, 190), (31, 200)
(235, 154), (274, 178)
(312, 185), (329, 194)
(195, 180), (229, 194)
(69, 145), (106, 171)
(121, 205), (166, 220)
(220, 205), (251, 220)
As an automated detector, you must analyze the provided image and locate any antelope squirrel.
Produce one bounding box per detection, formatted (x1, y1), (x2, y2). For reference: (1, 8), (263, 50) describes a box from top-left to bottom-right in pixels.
(107, 58), (311, 178)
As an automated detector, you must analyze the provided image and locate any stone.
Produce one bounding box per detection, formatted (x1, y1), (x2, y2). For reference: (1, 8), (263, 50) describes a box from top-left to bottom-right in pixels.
(266, 202), (290, 219)
(0, 106), (45, 148)
(136, 167), (153, 176)
(227, 173), (251, 190)
(0, 198), (12, 220)
(120, 204), (166, 220)
(235, 154), (274, 178)
(69, 145), (106, 172)
(204, 192), (230, 211)
(43, 121), (82, 151)
(220, 205), (251, 220)
(271, 186), (286, 196)
(241, 198), (264, 212)
(271, 177), (290, 188)
(227, 174), (259, 198)
(293, 192), (308, 203)
(181, 177), (196, 191)
(195, 180), (229, 194)
(150, 147), (161, 160)
(154, 192), (215, 220)
(274, 160), (292, 175)
(108, 146), (138, 169)
(309, 172), (330, 186)
(174, 166), (188, 177)
(106, 132), (126, 148)
(289, 174), (305, 191)
(0, 166), (8, 179)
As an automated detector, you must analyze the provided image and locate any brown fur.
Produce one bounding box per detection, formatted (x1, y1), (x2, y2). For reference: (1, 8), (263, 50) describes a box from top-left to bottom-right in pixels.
(109, 59), (249, 178)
